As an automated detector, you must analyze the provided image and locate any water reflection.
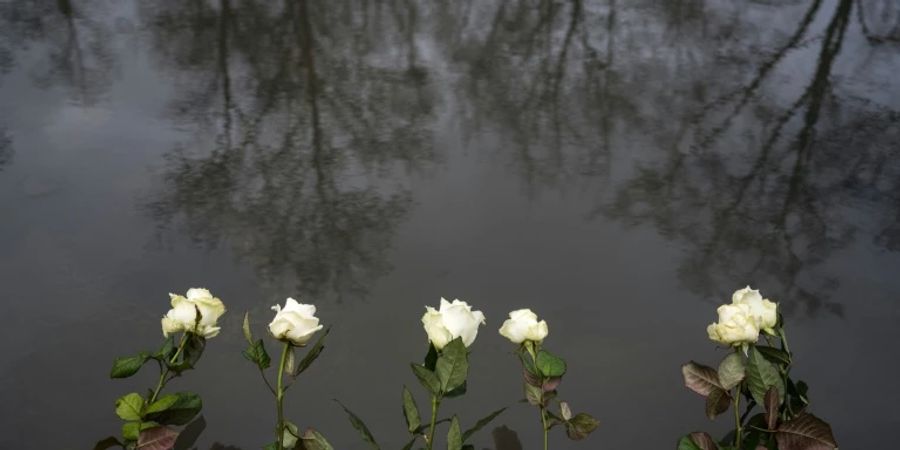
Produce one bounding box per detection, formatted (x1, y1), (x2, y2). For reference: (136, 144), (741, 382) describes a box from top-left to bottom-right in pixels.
(0, 127), (11, 172)
(141, 0), (437, 300)
(604, 0), (900, 315)
(0, 0), (117, 104)
(453, 0), (615, 191)
(138, 0), (900, 312)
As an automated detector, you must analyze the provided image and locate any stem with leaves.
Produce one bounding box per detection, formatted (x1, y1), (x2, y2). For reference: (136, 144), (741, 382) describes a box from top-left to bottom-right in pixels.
(525, 342), (551, 450)
(149, 332), (189, 404)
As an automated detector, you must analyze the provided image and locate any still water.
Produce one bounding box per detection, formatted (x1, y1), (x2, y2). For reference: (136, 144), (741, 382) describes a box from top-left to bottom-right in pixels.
(1, 0), (899, 448)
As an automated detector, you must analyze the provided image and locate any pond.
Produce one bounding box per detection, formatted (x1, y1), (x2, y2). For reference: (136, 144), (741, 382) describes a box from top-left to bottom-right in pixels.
(1, 0), (899, 448)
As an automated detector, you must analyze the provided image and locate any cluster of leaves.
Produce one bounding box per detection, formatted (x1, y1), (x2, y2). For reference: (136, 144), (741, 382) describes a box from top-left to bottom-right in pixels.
(98, 332), (208, 449)
(679, 323), (837, 450)
(341, 337), (505, 450)
(241, 313), (333, 450)
(516, 343), (599, 441)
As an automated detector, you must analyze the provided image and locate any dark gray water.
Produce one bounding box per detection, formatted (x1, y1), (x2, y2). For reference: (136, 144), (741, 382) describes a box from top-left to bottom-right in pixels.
(1, 0), (899, 448)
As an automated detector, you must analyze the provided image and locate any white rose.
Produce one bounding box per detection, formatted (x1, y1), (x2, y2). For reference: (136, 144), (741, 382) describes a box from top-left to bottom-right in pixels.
(732, 286), (778, 334)
(269, 298), (323, 346)
(498, 309), (549, 344)
(421, 298), (486, 350)
(161, 288), (226, 338)
(707, 303), (760, 347)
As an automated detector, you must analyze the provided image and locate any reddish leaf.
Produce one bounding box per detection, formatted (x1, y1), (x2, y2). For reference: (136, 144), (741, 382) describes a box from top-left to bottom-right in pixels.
(689, 432), (718, 450)
(523, 368), (542, 387)
(776, 413), (837, 450)
(765, 386), (781, 430)
(137, 426), (179, 450)
(682, 361), (723, 397)
(705, 387), (731, 420)
(542, 377), (562, 392)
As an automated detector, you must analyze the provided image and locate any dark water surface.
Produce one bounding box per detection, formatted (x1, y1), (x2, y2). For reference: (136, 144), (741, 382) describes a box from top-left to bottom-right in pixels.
(2, 0), (900, 448)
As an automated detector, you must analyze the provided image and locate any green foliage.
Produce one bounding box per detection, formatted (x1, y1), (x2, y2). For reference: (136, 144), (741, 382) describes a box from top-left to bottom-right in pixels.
(242, 312), (254, 344)
(447, 416), (462, 450)
(282, 421), (300, 449)
(535, 350), (567, 378)
(293, 326), (330, 376)
(121, 420), (158, 441)
(401, 386), (421, 433)
(166, 334), (206, 373)
(110, 353), (151, 379)
(410, 363), (441, 395)
(564, 413), (599, 440)
(755, 345), (792, 366)
(716, 353), (745, 390)
(92, 436), (123, 450)
(242, 339), (271, 370)
(745, 346), (784, 406)
(435, 338), (468, 392)
(144, 392), (202, 425)
(705, 388), (730, 420)
(679, 320), (837, 450)
(336, 401), (380, 450)
(115, 393), (144, 421)
(676, 432), (719, 450)
(300, 429), (335, 450)
(462, 408), (506, 442)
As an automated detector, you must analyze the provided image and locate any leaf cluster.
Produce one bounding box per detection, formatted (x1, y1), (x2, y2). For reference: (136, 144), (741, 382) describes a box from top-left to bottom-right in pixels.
(679, 325), (835, 450)
(517, 343), (598, 441)
(341, 338), (505, 450)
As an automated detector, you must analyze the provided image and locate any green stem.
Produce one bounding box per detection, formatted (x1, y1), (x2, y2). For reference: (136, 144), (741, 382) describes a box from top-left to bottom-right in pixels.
(426, 394), (441, 450)
(733, 387), (742, 447)
(276, 342), (291, 450)
(541, 406), (549, 450)
(149, 333), (189, 404)
(528, 341), (549, 450)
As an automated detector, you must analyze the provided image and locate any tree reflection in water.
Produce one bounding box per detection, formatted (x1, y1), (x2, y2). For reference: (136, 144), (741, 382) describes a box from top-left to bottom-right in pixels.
(0, 0), (117, 105)
(141, 0), (437, 301)
(604, 0), (900, 315)
(0, 127), (11, 172)
(138, 0), (900, 313)
(449, 0), (900, 315)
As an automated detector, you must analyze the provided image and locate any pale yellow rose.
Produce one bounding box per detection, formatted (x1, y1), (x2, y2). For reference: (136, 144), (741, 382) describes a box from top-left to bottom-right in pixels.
(498, 309), (549, 344)
(161, 288), (226, 338)
(732, 286), (778, 334)
(422, 298), (486, 350)
(269, 298), (323, 346)
(707, 303), (759, 347)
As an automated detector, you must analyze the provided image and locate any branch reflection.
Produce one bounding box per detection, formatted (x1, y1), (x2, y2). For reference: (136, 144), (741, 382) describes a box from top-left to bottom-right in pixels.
(142, 0), (437, 301)
(0, 0), (117, 104)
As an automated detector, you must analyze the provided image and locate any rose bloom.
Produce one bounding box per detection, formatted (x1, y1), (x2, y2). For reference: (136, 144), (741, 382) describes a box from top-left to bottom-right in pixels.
(499, 309), (549, 344)
(707, 303), (760, 347)
(732, 286), (778, 334)
(269, 298), (323, 346)
(422, 298), (486, 350)
(161, 288), (226, 338)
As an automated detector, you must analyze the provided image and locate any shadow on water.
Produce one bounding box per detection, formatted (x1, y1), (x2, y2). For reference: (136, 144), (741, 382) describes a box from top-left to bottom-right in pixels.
(140, 0), (438, 301)
(0, 0), (117, 105)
